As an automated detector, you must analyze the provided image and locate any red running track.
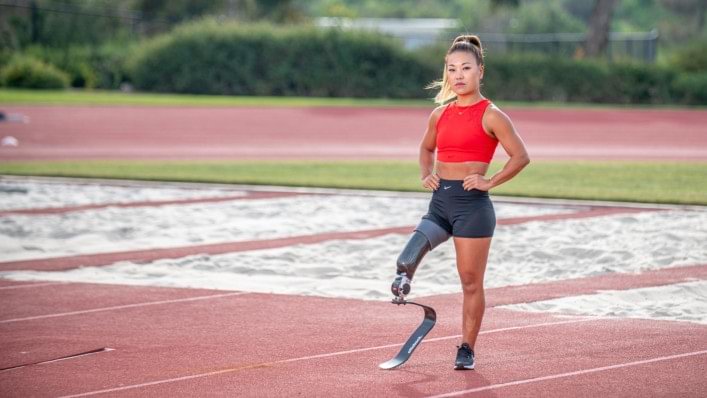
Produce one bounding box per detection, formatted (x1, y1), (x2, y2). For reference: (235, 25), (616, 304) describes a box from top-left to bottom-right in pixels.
(0, 273), (705, 397)
(1, 105), (706, 160)
(0, 180), (705, 396)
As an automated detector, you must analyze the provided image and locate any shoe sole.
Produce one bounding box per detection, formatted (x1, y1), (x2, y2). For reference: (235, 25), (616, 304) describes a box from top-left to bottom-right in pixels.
(454, 364), (475, 370)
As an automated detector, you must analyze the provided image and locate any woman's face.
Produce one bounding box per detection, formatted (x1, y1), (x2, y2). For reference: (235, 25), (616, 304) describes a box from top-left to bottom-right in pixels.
(446, 51), (484, 96)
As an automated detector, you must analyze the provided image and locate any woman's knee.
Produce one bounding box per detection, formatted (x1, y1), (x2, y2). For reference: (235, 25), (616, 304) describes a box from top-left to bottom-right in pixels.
(459, 274), (484, 296)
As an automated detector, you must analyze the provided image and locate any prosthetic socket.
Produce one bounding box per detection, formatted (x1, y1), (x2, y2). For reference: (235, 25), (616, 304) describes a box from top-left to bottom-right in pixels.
(391, 219), (450, 299)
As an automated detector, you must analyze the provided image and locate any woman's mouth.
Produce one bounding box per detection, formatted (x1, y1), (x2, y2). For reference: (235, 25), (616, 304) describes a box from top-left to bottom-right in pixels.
(454, 82), (465, 87)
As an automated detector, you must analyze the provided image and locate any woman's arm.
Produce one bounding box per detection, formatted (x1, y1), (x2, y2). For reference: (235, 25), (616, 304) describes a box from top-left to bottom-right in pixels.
(463, 106), (530, 191)
(419, 107), (445, 190)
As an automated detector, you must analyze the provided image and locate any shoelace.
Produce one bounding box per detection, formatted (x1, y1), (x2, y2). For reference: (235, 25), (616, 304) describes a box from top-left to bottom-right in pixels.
(457, 345), (473, 359)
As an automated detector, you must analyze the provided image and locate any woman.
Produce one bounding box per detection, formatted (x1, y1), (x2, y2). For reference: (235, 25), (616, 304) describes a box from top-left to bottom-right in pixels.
(391, 35), (529, 370)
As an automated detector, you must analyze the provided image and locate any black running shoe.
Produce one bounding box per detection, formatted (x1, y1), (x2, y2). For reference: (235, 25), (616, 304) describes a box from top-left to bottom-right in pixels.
(454, 343), (475, 370)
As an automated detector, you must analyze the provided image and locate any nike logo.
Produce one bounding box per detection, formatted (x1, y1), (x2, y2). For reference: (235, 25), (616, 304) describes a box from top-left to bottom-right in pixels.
(443, 186), (451, 190)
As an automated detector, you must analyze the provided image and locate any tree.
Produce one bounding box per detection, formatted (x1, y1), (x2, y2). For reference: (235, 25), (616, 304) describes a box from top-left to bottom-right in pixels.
(491, 0), (520, 8)
(660, 0), (707, 34)
(584, 0), (619, 57)
(132, 0), (226, 34)
(251, 0), (305, 23)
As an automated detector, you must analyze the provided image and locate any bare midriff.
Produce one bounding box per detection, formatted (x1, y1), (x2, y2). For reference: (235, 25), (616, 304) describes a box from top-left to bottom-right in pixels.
(436, 160), (489, 180)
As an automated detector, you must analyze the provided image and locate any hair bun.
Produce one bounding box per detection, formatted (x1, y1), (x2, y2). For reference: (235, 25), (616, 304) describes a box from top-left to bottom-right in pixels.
(453, 34), (482, 49)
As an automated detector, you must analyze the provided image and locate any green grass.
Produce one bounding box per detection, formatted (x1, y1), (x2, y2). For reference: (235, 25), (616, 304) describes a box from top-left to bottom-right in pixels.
(2, 88), (703, 109)
(0, 89), (431, 108)
(1, 160), (705, 205)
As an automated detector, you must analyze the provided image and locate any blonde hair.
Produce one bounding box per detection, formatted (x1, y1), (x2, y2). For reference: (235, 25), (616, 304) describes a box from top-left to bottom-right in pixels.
(428, 35), (485, 105)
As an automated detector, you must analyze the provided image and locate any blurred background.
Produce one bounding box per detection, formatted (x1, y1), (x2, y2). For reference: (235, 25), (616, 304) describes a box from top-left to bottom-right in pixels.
(1, 0), (705, 105)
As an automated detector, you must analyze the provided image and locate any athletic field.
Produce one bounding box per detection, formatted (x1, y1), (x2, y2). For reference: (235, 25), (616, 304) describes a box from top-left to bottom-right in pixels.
(0, 96), (706, 397)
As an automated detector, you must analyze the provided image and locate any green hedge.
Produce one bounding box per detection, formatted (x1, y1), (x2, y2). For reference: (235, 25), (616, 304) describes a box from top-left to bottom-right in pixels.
(22, 44), (133, 90)
(672, 72), (707, 105)
(8, 19), (699, 104)
(129, 20), (436, 98)
(0, 55), (69, 89)
(670, 40), (707, 74)
(481, 54), (680, 104)
(412, 46), (702, 105)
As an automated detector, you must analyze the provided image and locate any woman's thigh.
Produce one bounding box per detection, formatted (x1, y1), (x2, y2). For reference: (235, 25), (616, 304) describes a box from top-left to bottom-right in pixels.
(454, 237), (492, 287)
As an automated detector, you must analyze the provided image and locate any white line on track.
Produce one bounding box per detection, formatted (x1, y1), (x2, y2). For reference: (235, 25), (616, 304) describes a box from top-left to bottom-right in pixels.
(426, 349), (707, 397)
(0, 292), (247, 323)
(0, 282), (65, 290)
(57, 317), (598, 397)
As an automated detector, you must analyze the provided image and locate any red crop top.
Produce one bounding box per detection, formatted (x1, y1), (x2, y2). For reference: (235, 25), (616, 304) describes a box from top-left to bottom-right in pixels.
(436, 99), (498, 163)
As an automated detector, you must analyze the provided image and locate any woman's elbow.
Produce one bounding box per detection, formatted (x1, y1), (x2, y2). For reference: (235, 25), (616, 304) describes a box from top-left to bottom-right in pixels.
(516, 152), (530, 168)
(420, 145), (435, 155)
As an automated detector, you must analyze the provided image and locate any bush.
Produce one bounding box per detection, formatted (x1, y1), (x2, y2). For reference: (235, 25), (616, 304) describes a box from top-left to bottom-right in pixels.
(482, 54), (611, 102)
(22, 44), (133, 89)
(0, 55), (69, 89)
(605, 62), (675, 104)
(23, 46), (95, 88)
(87, 43), (135, 90)
(479, 53), (690, 104)
(670, 40), (707, 73)
(672, 72), (707, 105)
(129, 20), (436, 98)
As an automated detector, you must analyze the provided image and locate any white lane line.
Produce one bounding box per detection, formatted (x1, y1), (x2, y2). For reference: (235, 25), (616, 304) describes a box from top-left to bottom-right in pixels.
(57, 317), (597, 397)
(426, 349), (707, 398)
(428, 317), (597, 342)
(0, 282), (65, 290)
(0, 292), (247, 324)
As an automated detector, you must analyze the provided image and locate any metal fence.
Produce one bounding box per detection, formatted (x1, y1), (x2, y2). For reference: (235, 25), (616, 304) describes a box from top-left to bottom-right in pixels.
(317, 18), (660, 63)
(466, 30), (659, 62)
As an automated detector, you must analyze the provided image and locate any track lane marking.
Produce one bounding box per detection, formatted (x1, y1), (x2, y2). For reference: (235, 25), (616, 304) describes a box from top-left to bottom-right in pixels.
(57, 317), (597, 397)
(426, 349), (707, 397)
(0, 292), (247, 323)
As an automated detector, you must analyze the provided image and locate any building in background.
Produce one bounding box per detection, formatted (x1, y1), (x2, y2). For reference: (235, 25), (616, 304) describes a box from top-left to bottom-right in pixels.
(315, 17), (459, 49)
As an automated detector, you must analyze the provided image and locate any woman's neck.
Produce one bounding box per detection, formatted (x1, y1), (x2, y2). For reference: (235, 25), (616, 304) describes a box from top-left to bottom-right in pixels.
(456, 93), (484, 106)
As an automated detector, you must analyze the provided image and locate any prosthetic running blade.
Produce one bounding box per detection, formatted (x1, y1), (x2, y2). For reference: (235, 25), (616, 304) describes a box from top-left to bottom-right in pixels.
(379, 299), (436, 370)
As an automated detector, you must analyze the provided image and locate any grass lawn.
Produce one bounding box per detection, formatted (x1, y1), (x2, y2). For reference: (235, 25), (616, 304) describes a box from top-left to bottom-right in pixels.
(3, 88), (703, 109)
(1, 160), (705, 205)
(0, 89), (431, 108)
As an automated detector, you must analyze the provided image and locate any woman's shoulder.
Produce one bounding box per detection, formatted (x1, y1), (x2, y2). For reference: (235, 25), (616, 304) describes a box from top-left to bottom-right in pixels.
(482, 100), (515, 134)
(429, 103), (449, 122)
(483, 100), (509, 120)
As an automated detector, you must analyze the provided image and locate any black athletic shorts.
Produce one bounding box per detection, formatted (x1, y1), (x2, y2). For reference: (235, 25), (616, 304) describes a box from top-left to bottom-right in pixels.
(422, 179), (496, 238)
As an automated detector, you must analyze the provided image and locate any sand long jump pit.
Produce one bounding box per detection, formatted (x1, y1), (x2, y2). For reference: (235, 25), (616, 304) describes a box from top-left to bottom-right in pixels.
(1, 175), (706, 324)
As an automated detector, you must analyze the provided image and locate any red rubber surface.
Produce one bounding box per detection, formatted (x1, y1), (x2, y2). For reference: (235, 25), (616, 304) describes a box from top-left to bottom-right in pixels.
(1, 105), (705, 160)
(1, 104), (706, 396)
(1, 278), (705, 397)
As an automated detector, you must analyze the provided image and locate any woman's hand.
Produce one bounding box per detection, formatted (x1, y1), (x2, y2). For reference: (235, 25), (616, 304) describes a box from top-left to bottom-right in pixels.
(422, 173), (440, 191)
(463, 173), (492, 191)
